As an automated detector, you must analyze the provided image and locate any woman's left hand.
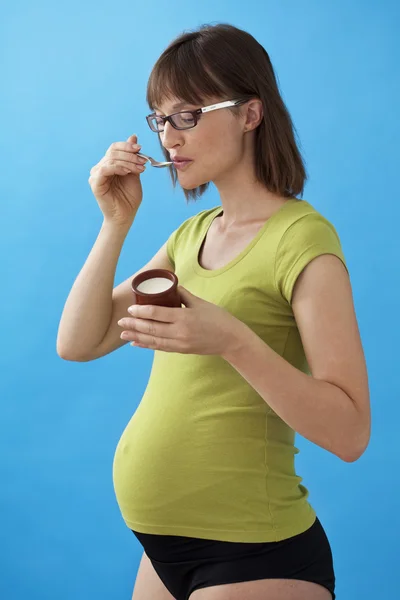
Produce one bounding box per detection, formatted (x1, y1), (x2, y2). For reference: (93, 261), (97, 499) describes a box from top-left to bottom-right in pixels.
(117, 285), (245, 357)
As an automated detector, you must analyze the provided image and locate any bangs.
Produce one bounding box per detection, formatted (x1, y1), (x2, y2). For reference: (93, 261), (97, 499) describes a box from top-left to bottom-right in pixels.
(146, 42), (231, 111)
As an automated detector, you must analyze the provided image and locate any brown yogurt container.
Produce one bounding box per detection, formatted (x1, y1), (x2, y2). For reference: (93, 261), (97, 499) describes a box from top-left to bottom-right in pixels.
(131, 269), (181, 308)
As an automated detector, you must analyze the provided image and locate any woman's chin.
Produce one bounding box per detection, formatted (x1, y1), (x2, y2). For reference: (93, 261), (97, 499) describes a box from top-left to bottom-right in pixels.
(179, 175), (211, 190)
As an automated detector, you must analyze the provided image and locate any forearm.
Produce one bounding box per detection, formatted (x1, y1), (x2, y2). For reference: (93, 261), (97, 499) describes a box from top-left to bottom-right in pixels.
(223, 323), (367, 462)
(56, 219), (133, 358)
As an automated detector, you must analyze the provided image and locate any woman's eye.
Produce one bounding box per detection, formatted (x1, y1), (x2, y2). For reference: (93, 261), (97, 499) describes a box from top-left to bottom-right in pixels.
(179, 113), (195, 123)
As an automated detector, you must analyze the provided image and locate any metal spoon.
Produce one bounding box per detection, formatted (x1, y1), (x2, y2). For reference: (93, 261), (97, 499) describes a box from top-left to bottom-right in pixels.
(137, 152), (173, 168)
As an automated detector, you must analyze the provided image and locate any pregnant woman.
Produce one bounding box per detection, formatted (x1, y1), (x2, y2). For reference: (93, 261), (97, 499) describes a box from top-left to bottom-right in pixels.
(57, 23), (371, 600)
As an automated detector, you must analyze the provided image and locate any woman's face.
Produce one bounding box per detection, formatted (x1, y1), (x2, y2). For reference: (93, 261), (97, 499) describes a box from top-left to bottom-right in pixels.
(156, 95), (248, 190)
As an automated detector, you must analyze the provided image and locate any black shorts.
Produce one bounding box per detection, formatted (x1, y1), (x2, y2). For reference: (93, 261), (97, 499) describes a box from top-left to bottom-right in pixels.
(131, 516), (335, 600)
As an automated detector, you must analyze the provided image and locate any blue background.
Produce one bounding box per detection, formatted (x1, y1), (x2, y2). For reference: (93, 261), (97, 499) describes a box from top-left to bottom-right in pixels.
(1, 1), (399, 598)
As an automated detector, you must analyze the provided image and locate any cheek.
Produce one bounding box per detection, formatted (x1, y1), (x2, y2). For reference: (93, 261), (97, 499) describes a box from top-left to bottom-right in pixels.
(176, 125), (240, 188)
(202, 124), (238, 162)
(202, 131), (240, 173)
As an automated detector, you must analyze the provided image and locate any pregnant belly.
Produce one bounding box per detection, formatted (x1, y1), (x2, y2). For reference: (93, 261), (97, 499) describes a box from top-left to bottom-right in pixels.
(112, 400), (271, 531)
(112, 408), (202, 521)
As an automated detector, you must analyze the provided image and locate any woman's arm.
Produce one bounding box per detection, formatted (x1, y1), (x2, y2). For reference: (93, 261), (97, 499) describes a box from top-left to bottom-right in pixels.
(222, 254), (371, 463)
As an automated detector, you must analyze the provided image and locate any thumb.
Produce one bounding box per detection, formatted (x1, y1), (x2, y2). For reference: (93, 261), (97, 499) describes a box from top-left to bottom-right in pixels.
(127, 133), (140, 146)
(177, 285), (200, 308)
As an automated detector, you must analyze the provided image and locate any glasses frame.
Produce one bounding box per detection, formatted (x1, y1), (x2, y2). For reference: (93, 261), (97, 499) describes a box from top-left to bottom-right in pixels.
(146, 98), (249, 132)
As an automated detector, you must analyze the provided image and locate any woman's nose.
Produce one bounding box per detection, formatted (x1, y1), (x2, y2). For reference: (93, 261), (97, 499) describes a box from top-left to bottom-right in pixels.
(161, 120), (182, 149)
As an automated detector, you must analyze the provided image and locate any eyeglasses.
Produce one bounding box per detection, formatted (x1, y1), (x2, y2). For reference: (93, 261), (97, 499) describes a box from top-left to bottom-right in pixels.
(146, 98), (248, 133)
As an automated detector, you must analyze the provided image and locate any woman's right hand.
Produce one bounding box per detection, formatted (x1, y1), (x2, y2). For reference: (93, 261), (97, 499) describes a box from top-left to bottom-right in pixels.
(89, 134), (148, 227)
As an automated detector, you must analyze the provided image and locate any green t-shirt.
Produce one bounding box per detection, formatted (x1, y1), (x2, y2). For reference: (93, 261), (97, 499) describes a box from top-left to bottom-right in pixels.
(113, 198), (348, 542)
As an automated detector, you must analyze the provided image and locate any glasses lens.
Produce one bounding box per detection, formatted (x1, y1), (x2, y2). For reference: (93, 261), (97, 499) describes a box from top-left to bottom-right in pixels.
(170, 112), (196, 129)
(148, 116), (164, 132)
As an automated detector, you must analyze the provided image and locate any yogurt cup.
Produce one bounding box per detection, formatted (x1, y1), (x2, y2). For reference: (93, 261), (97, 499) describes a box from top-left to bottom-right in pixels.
(131, 269), (181, 308)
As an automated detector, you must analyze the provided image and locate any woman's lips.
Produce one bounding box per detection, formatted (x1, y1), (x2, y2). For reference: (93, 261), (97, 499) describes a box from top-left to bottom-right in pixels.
(173, 159), (193, 170)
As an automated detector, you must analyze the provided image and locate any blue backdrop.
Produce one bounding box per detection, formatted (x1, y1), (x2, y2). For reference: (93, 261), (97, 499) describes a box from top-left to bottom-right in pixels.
(1, 1), (399, 599)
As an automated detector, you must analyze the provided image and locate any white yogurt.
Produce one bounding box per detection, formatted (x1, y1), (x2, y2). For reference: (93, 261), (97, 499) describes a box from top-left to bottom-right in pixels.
(136, 277), (174, 294)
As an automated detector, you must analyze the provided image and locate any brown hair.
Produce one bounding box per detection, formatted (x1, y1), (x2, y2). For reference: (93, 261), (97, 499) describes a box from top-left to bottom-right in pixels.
(146, 23), (307, 203)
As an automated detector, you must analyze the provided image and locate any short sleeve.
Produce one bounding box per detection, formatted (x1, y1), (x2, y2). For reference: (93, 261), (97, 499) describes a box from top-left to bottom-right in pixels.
(166, 228), (178, 270)
(275, 213), (349, 305)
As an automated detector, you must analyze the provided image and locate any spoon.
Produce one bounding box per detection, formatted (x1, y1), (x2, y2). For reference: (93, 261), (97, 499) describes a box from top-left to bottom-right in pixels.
(137, 152), (173, 168)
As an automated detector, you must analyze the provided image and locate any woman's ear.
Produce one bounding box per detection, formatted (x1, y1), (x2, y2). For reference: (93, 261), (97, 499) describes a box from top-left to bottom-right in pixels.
(243, 99), (263, 132)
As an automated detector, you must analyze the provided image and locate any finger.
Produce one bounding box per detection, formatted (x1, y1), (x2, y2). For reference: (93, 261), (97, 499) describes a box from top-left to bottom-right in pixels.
(128, 332), (178, 353)
(133, 318), (174, 338)
(120, 330), (153, 345)
(128, 304), (178, 323)
(120, 330), (134, 340)
(117, 317), (137, 329)
(106, 150), (147, 165)
(103, 158), (147, 174)
(106, 140), (142, 157)
(91, 160), (145, 178)
(118, 317), (173, 339)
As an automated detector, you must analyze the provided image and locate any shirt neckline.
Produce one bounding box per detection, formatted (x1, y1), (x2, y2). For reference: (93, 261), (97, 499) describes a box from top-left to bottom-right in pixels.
(193, 198), (300, 278)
